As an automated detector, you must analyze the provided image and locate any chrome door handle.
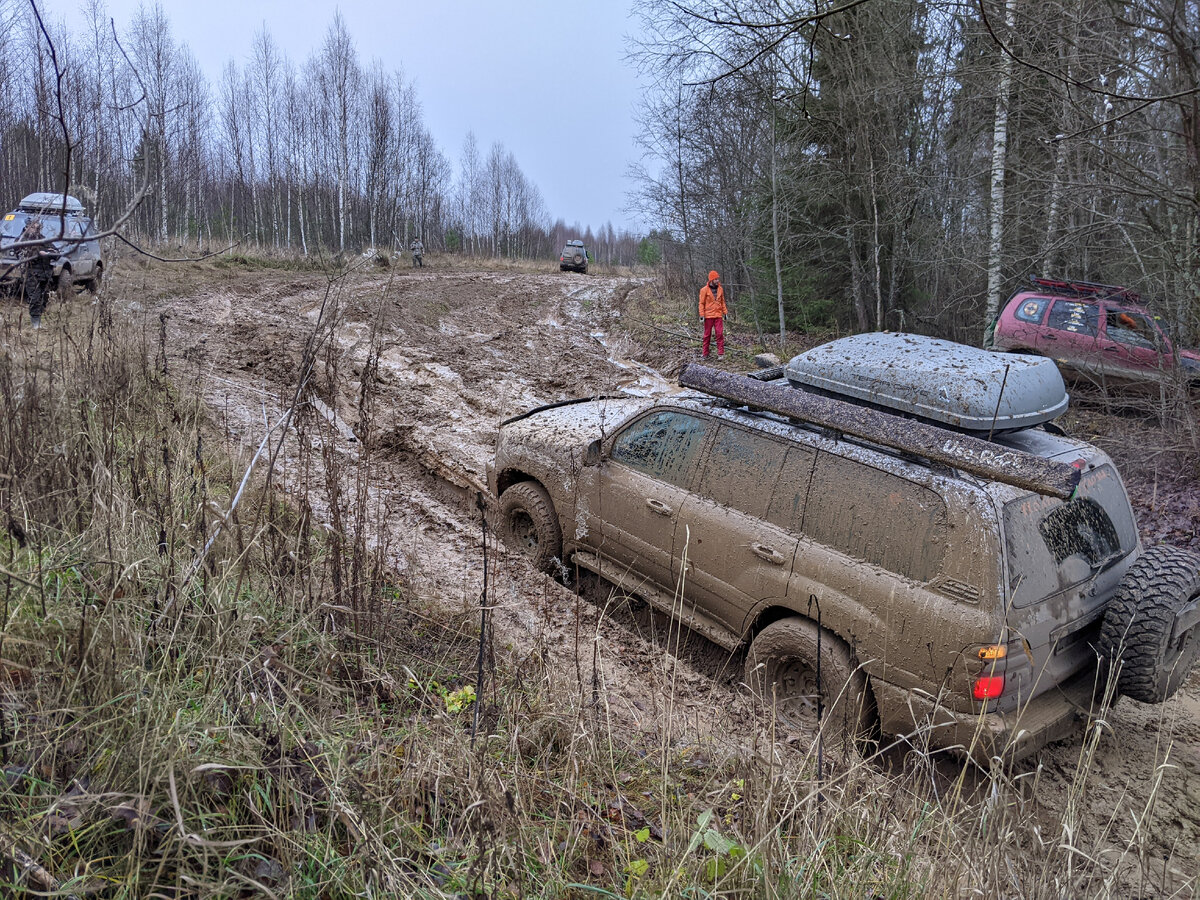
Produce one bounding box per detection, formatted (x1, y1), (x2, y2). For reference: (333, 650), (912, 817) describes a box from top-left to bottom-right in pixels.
(751, 543), (786, 565)
(645, 498), (672, 516)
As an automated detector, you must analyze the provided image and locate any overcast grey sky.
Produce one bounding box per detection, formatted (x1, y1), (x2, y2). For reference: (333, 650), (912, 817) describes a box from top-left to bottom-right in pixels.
(44, 0), (648, 233)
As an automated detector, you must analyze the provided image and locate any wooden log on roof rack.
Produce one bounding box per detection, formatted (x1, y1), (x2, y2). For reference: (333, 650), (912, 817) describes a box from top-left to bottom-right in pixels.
(679, 364), (1082, 499)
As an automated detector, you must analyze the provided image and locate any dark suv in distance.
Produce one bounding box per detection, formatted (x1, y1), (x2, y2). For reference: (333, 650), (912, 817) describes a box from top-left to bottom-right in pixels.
(559, 239), (589, 274)
(991, 276), (1200, 388)
(0, 192), (104, 294)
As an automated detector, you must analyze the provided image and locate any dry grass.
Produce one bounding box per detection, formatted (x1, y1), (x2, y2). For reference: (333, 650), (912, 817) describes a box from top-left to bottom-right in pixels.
(0, 279), (1192, 899)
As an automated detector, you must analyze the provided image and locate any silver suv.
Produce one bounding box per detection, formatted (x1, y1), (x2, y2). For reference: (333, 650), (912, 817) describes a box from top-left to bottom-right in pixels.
(0, 193), (104, 293)
(489, 334), (1200, 759)
(559, 239), (589, 274)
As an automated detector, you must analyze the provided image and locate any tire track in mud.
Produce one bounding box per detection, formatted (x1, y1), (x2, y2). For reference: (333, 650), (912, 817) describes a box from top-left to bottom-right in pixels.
(153, 267), (749, 745)
(146, 265), (1200, 888)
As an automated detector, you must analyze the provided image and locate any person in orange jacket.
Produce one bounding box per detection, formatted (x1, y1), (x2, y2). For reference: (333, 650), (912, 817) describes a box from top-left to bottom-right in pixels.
(698, 270), (727, 359)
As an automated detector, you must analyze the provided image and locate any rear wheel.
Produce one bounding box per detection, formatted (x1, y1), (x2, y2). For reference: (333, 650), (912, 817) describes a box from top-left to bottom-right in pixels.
(498, 482), (562, 574)
(745, 617), (876, 752)
(1099, 545), (1200, 702)
(86, 264), (103, 294)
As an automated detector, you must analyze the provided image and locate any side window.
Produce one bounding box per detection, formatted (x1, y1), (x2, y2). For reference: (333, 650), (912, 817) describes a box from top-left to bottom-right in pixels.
(1014, 297), (1050, 324)
(1104, 308), (1158, 351)
(611, 411), (709, 488)
(695, 426), (788, 518)
(766, 446), (817, 531)
(1046, 300), (1099, 337)
(803, 453), (948, 582)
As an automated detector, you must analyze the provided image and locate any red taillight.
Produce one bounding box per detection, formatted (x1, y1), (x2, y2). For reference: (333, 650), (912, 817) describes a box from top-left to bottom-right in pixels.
(973, 675), (1005, 700)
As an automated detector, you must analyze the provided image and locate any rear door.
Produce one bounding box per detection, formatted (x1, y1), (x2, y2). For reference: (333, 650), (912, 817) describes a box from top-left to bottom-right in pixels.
(590, 409), (712, 590)
(676, 425), (806, 633)
(1044, 300), (1103, 376)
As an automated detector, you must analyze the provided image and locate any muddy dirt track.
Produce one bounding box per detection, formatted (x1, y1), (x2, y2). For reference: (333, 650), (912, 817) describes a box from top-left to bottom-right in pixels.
(136, 262), (1200, 892)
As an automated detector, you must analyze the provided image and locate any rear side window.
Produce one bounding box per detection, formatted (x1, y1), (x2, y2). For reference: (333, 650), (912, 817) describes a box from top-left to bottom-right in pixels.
(1014, 297), (1050, 324)
(696, 426), (788, 518)
(611, 411), (709, 488)
(1047, 300), (1099, 336)
(803, 454), (948, 582)
(1003, 465), (1136, 607)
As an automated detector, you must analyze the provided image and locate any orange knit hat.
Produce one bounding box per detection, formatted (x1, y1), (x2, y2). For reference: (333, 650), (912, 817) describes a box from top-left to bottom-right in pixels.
(708, 270), (719, 282)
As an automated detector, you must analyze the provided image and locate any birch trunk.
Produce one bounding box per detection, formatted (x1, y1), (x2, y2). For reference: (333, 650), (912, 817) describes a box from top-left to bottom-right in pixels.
(984, 0), (1016, 339)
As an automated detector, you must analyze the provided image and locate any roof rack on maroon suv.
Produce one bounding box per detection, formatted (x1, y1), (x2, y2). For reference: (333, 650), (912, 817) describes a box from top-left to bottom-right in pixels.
(1025, 275), (1140, 304)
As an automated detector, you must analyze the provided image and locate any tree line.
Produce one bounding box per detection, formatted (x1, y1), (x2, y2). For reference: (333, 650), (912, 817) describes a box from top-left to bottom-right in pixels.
(0, 1), (645, 265)
(631, 0), (1200, 345)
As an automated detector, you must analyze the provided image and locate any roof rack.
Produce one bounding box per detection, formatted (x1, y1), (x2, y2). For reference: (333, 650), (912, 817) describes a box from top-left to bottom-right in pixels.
(678, 364), (1081, 499)
(1026, 275), (1139, 304)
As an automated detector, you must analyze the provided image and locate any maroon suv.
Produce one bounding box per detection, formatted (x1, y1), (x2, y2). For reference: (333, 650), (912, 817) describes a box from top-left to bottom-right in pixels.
(991, 276), (1200, 387)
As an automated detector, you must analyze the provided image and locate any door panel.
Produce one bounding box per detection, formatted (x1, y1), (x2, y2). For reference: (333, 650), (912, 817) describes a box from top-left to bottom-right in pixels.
(1046, 300), (1102, 376)
(583, 410), (711, 590)
(1101, 305), (1167, 379)
(677, 426), (800, 632)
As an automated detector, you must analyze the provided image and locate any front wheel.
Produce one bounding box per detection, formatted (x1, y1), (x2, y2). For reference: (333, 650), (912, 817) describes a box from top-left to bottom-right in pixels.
(745, 617), (876, 751)
(498, 482), (562, 574)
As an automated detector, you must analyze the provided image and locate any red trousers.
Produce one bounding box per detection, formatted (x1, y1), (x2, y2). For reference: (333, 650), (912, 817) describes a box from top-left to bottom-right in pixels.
(702, 316), (724, 357)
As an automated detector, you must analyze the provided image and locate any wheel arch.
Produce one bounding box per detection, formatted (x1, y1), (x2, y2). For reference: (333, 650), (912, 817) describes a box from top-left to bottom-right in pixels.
(496, 467), (543, 498)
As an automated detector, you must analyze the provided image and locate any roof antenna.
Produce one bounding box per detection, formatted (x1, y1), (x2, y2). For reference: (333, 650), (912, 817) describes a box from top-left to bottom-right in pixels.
(987, 363), (1011, 442)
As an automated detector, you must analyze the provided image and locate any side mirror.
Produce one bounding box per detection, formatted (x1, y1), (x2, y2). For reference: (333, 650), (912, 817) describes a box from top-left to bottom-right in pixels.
(583, 438), (602, 467)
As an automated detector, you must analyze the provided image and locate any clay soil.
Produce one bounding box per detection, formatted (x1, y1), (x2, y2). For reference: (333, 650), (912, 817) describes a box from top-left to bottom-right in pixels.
(118, 258), (1200, 892)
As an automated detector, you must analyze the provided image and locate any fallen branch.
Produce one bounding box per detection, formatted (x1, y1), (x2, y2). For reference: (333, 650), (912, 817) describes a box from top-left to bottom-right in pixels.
(0, 826), (82, 900)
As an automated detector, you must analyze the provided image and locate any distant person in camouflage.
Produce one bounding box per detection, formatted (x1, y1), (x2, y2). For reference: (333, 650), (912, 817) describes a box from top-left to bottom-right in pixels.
(17, 217), (52, 328)
(410, 238), (424, 268)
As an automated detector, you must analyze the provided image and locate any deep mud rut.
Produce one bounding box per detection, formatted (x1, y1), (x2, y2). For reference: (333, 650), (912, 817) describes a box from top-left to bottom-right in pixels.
(139, 263), (1200, 890)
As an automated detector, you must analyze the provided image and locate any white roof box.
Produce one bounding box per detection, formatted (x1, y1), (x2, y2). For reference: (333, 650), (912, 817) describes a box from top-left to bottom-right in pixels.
(17, 193), (84, 214)
(784, 333), (1069, 431)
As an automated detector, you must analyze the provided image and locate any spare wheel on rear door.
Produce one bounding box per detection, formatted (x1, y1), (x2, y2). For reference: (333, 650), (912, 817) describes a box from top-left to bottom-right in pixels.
(1098, 545), (1200, 702)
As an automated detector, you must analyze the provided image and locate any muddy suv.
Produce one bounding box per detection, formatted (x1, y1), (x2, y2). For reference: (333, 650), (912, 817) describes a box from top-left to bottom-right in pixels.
(559, 239), (589, 274)
(990, 275), (1200, 388)
(489, 334), (1200, 760)
(0, 193), (104, 294)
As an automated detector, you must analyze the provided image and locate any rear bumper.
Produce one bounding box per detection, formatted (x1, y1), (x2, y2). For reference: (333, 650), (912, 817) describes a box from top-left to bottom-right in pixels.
(874, 668), (1100, 762)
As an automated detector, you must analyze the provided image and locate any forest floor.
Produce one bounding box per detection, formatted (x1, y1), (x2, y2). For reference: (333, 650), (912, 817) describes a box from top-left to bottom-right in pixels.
(6, 251), (1199, 897)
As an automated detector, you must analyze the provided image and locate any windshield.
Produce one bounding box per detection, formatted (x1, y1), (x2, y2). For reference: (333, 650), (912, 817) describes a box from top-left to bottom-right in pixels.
(1003, 464), (1137, 607)
(0, 212), (64, 245)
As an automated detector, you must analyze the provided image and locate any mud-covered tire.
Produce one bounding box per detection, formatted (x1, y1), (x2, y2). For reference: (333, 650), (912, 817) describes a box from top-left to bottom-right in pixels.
(498, 481), (562, 574)
(86, 264), (103, 293)
(745, 617), (876, 750)
(1098, 545), (1200, 703)
(56, 267), (75, 297)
